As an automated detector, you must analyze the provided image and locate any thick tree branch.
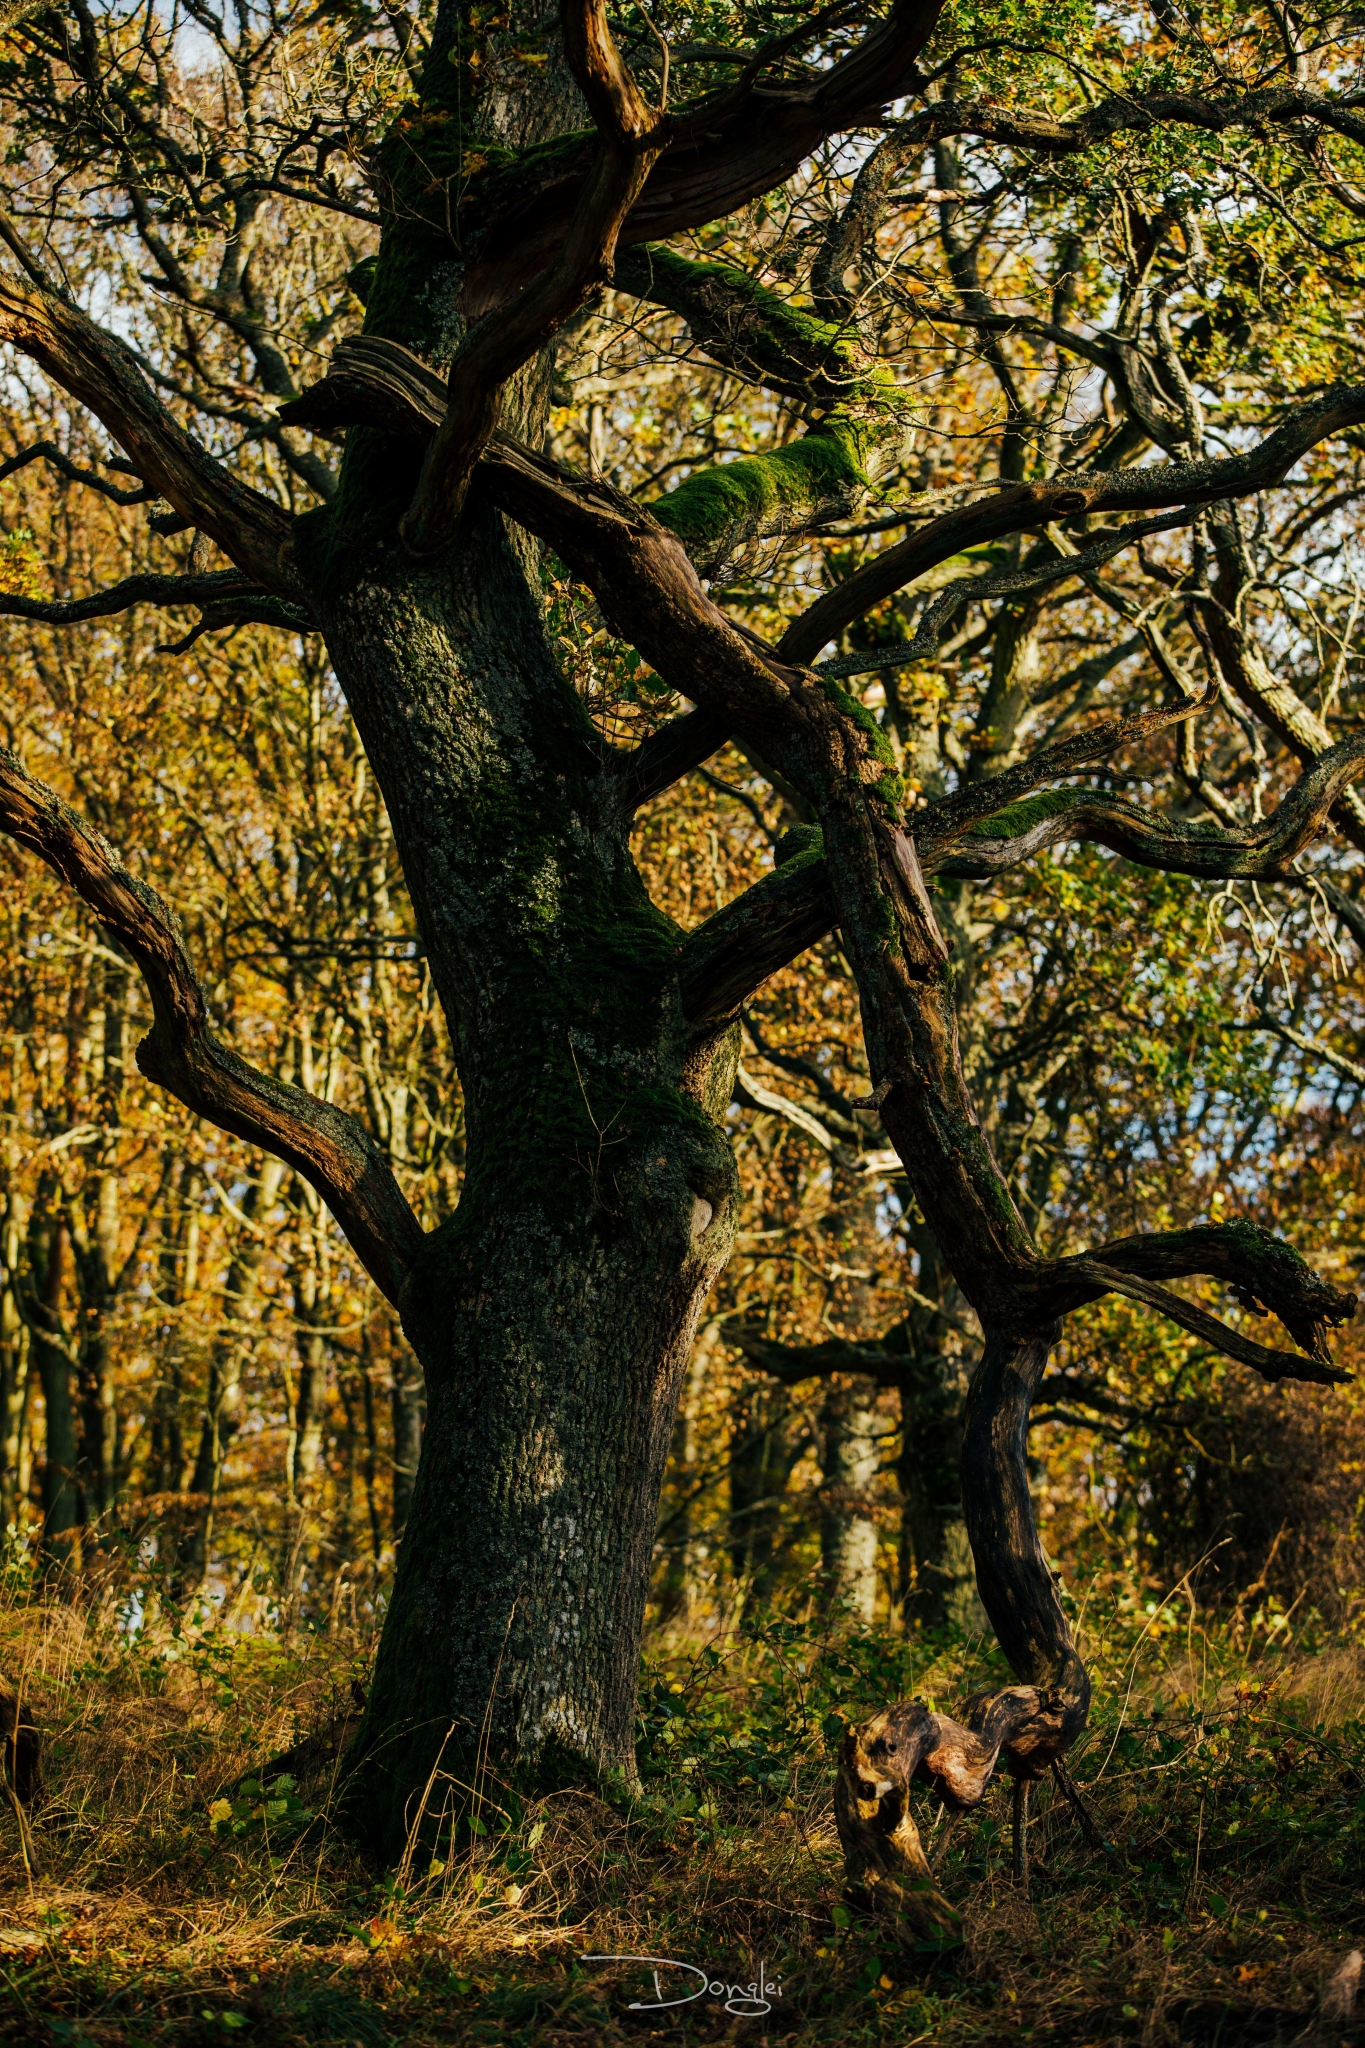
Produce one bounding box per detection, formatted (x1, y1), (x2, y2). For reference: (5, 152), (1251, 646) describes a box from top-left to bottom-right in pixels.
(734, 1063), (837, 1149)
(0, 276), (299, 597)
(678, 841), (836, 1026)
(479, 433), (799, 723)
(780, 384), (1365, 663)
(835, 510), (1197, 673)
(278, 334), (447, 442)
(613, 243), (898, 408)
(399, 0), (669, 554)
(1046, 1221), (1357, 1381)
(928, 735), (1365, 881)
(650, 419), (879, 571)
(891, 82), (1365, 162)
(1058, 1260), (1352, 1387)
(732, 1327), (905, 1386)
(913, 694), (1215, 854)
(0, 750), (423, 1305)
(619, 704), (732, 810)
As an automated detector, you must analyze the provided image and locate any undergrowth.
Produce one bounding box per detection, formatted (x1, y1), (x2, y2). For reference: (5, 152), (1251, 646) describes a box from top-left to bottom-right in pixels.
(0, 1550), (1362, 2046)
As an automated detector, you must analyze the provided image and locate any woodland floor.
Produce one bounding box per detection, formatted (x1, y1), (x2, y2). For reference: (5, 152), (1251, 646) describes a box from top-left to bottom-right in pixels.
(0, 1562), (1363, 2048)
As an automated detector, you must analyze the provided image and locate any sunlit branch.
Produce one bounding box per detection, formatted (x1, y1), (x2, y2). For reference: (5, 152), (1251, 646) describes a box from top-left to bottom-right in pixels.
(0, 276), (300, 597)
(928, 735), (1365, 882)
(678, 850), (836, 1026)
(0, 749), (423, 1305)
(780, 384), (1365, 663)
(1048, 1220), (1357, 1381)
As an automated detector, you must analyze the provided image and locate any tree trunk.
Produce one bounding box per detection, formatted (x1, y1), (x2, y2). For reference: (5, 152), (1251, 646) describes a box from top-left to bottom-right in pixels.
(389, 1329), (424, 1541)
(655, 1319), (716, 1624)
(895, 1346), (972, 1627)
(29, 1210), (76, 1571)
(341, 1148), (733, 1852)
(185, 1156), (286, 1581)
(959, 1319), (1088, 1730)
(818, 1373), (883, 1623)
(0, 1193), (29, 1532)
(315, 513), (740, 1855)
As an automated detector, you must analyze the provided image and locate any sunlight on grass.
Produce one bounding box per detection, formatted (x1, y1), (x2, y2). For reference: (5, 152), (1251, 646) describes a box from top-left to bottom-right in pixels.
(0, 1542), (1361, 2043)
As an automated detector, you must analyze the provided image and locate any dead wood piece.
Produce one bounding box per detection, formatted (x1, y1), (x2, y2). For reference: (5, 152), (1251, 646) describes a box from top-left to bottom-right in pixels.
(1321, 1949), (1363, 2024)
(834, 1692), (1050, 1946)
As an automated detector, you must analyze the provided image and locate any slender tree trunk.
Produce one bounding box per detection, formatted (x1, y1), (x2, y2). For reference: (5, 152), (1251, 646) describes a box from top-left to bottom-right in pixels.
(959, 1319), (1088, 1730)
(0, 1194), (28, 1532)
(359, 1327), (383, 1563)
(727, 1380), (806, 1609)
(895, 1347), (972, 1627)
(818, 1373), (884, 1623)
(655, 1320), (715, 1623)
(30, 1211), (77, 1571)
(185, 1156), (286, 1581)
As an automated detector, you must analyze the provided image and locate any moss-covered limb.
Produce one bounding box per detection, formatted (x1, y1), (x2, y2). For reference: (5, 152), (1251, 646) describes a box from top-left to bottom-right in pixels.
(1077, 1224), (1358, 1357)
(1052, 1259), (1352, 1388)
(648, 417), (876, 573)
(678, 841), (835, 1026)
(613, 243), (905, 411)
(926, 734), (1365, 882)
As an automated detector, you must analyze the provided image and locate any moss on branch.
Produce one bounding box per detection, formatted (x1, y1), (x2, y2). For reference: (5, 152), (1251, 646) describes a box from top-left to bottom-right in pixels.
(649, 418), (875, 571)
(613, 244), (905, 412)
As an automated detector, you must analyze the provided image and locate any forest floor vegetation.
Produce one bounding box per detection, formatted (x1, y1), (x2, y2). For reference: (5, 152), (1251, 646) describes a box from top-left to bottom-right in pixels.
(0, 1551), (1362, 2047)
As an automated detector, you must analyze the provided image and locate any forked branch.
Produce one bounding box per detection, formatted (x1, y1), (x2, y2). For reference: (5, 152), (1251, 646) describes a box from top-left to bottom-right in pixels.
(780, 384), (1365, 662)
(0, 750), (423, 1305)
(929, 734), (1365, 882)
(399, 0), (670, 555)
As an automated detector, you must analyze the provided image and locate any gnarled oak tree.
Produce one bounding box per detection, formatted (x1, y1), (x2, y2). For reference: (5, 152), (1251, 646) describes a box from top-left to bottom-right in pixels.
(0, 0), (1362, 1926)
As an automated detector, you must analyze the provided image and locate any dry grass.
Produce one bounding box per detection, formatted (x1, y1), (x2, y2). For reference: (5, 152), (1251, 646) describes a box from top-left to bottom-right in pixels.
(0, 1568), (1363, 2046)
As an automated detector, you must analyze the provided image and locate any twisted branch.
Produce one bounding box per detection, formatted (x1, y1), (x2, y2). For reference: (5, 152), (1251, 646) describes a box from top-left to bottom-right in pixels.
(0, 750), (423, 1305)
